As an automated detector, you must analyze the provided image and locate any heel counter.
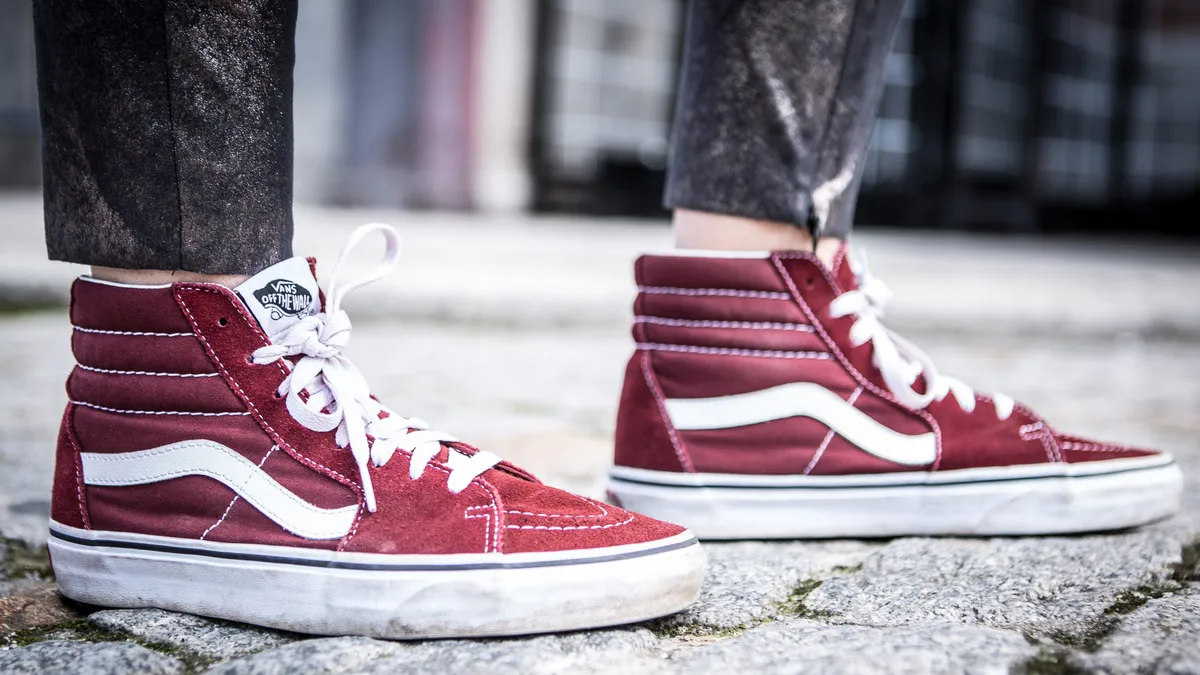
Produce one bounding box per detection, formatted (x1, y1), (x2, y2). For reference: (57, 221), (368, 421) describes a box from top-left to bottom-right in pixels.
(614, 352), (693, 473)
(51, 404), (90, 529)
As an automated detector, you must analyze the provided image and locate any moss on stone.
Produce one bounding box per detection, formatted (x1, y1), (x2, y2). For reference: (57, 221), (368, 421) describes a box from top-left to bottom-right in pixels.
(1, 616), (217, 674)
(1022, 648), (1089, 675)
(1, 538), (54, 581)
(775, 578), (830, 619)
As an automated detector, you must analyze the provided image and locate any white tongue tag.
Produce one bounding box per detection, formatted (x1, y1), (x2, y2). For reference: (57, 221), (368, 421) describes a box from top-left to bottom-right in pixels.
(234, 257), (322, 339)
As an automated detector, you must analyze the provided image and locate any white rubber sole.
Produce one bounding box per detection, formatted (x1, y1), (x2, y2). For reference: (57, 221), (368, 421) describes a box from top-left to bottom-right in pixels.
(608, 455), (1183, 539)
(48, 523), (704, 639)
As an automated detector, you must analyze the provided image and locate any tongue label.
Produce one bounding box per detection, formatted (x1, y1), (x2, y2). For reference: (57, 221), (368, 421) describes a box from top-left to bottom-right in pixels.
(253, 279), (313, 320)
(234, 257), (322, 338)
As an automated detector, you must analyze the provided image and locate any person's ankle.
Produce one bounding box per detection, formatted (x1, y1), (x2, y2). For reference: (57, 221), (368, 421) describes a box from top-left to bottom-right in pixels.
(90, 266), (250, 288)
(672, 209), (841, 267)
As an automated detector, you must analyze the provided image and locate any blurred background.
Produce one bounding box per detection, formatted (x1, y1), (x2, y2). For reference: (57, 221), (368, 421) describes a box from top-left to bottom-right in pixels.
(1, 0), (1199, 235)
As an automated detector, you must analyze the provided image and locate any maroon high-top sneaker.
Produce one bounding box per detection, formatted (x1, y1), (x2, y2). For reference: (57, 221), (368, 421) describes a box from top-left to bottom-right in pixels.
(609, 246), (1182, 538)
(49, 224), (703, 639)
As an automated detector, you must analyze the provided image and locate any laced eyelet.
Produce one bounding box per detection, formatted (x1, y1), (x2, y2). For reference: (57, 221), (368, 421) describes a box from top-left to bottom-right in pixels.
(218, 317), (229, 327)
(245, 355), (254, 365)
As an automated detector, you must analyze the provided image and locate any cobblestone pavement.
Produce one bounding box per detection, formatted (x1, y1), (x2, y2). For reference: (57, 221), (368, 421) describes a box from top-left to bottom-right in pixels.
(1, 203), (1199, 673)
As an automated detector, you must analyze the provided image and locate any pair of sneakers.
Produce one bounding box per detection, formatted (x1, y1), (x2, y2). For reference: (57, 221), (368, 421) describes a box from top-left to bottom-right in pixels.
(48, 224), (1182, 638)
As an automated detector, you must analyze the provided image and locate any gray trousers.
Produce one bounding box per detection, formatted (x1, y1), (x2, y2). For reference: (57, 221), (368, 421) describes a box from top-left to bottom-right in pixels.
(35, 0), (903, 274)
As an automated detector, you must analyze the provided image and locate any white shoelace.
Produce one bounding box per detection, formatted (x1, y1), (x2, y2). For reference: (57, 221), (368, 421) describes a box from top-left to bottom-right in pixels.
(828, 249), (1014, 420)
(250, 223), (500, 512)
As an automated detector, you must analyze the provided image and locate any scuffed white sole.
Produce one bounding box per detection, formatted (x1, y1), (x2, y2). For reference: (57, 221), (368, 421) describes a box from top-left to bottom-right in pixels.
(49, 524), (704, 639)
(608, 455), (1183, 539)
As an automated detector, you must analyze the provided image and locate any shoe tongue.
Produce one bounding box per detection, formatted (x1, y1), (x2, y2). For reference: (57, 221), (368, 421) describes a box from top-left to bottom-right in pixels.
(828, 242), (859, 292)
(234, 257), (322, 339)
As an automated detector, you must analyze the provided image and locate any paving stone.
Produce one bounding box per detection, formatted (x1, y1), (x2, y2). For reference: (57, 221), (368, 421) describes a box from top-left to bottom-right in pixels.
(202, 637), (404, 675)
(655, 541), (878, 633)
(358, 627), (662, 674)
(804, 532), (1186, 642)
(89, 608), (294, 661)
(1074, 585), (1200, 675)
(0, 583), (76, 633)
(0, 639), (184, 675)
(670, 619), (1038, 675)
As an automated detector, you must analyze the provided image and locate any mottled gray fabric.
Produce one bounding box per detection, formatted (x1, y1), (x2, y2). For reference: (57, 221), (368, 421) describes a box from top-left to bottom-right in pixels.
(36, 0), (297, 274)
(666, 0), (905, 238)
(36, 0), (900, 270)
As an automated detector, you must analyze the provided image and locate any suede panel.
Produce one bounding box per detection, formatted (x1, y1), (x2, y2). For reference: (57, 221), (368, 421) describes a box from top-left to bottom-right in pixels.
(774, 254), (893, 395)
(1054, 433), (1157, 464)
(71, 280), (194, 332)
(639, 322), (830, 353)
(829, 242), (856, 292)
(88, 477), (234, 538)
(636, 254), (789, 291)
(341, 453), (497, 555)
(50, 405), (89, 529)
(68, 368), (247, 414)
(487, 469), (687, 554)
(73, 333), (217, 375)
(613, 353), (691, 473)
(929, 398), (1054, 471)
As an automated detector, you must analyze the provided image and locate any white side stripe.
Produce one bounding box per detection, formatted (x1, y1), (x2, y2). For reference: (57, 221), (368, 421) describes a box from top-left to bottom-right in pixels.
(81, 441), (358, 540)
(665, 383), (936, 466)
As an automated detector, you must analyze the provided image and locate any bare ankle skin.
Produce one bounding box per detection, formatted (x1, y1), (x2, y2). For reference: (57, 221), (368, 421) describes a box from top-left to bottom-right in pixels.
(90, 267), (250, 288)
(672, 209), (842, 267)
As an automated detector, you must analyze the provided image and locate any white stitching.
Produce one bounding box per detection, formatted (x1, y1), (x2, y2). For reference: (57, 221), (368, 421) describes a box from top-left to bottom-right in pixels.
(465, 505), (493, 553)
(76, 364), (219, 378)
(70, 400), (249, 417)
(64, 407), (91, 529)
(634, 316), (815, 331)
(1059, 441), (1129, 453)
(73, 326), (194, 337)
(1019, 421), (1061, 463)
(640, 353), (695, 472)
(201, 446), (277, 540)
(803, 387), (863, 475)
(506, 514), (634, 531)
(638, 286), (790, 299)
(637, 343), (831, 359)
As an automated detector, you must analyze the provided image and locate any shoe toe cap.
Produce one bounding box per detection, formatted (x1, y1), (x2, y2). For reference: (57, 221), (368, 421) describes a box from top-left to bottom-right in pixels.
(496, 481), (688, 555)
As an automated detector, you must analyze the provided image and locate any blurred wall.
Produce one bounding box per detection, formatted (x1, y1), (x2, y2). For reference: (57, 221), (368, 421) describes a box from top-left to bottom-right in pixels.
(0, 0), (39, 188)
